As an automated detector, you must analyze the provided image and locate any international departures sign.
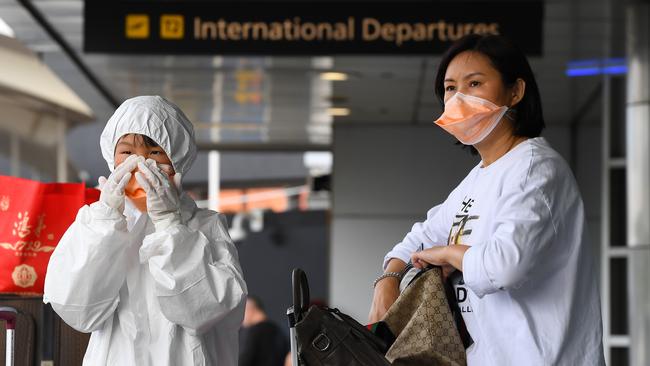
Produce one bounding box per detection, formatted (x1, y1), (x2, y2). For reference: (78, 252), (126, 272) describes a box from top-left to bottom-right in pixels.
(83, 1), (544, 55)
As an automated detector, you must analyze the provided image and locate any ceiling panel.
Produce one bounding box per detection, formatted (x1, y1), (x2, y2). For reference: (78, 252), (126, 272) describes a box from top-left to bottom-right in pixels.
(0, 0), (627, 182)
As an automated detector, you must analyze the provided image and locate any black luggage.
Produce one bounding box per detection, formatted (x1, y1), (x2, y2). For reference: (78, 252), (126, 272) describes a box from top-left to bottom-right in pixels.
(0, 295), (89, 366)
(0, 306), (19, 366)
(286, 268), (391, 366)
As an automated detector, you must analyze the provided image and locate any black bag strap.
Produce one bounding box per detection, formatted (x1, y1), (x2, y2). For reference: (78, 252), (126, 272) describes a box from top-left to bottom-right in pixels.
(292, 268), (310, 322)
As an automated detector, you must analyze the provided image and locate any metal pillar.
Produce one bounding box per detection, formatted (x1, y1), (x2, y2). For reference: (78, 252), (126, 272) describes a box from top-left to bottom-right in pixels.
(600, 42), (613, 366)
(208, 151), (220, 211)
(10, 131), (19, 177)
(208, 57), (224, 212)
(625, 2), (650, 365)
(56, 115), (68, 183)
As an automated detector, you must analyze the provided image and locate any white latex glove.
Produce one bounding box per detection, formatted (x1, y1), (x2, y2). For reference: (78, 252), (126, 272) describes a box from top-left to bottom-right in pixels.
(135, 159), (182, 231)
(97, 154), (143, 214)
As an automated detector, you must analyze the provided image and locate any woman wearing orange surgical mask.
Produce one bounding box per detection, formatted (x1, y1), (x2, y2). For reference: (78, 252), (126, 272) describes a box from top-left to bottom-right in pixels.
(370, 35), (604, 365)
(434, 45), (529, 157)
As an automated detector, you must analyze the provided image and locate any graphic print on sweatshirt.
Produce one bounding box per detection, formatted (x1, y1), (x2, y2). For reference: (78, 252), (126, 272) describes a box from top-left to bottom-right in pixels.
(447, 196), (478, 314)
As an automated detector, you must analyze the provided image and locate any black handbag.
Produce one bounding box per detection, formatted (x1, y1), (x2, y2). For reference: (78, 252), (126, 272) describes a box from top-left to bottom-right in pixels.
(287, 268), (391, 366)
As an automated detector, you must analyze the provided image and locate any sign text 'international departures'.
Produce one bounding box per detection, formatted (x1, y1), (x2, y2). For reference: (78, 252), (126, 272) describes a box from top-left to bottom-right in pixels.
(83, 2), (543, 55)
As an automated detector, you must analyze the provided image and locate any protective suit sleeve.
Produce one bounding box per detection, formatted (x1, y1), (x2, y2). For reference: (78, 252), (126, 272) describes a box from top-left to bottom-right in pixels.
(139, 213), (247, 336)
(462, 184), (558, 298)
(383, 202), (451, 269)
(43, 201), (132, 333)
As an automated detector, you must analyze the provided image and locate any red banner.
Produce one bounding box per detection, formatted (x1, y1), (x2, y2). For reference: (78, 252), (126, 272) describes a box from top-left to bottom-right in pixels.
(0, 176), (99, 294)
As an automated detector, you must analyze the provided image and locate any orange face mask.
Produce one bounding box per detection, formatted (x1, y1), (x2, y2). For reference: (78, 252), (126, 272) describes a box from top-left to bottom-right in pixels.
(125, 174), (147, 199)
(124, 164), (175, 212)
(125, 172), (147, 211)
(434, 92), (509, 145)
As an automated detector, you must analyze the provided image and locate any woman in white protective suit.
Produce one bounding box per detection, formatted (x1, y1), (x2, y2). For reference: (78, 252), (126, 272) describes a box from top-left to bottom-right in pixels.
(44, 96), (247, 365)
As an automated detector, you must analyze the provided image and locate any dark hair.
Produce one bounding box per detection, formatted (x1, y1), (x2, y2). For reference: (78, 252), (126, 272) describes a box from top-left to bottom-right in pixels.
(434, 34), (545, 149)
(140, 135), (159, 148)
(118, 133), (160, 148)
(247, 295), (265, 312)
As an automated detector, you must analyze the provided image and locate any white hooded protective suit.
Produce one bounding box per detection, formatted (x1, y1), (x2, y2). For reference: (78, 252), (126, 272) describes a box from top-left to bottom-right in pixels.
(43, 96), (247, 366)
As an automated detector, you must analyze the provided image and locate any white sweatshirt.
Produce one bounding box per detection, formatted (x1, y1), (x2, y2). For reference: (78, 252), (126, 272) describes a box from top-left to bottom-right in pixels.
(44, 195), (247, 365)
(384, 137), (604, 366)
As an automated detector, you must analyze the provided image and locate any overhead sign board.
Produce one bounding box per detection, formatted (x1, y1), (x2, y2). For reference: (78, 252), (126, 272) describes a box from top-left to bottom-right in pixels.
(84, 2), (543, 55)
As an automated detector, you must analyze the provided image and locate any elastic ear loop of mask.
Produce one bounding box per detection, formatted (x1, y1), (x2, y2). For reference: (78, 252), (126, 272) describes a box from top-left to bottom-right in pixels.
(504, 108), (517, 121)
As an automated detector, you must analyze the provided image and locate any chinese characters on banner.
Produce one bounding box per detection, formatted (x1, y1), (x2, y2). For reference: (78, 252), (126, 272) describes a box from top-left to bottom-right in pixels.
(0, 176), (99, 294)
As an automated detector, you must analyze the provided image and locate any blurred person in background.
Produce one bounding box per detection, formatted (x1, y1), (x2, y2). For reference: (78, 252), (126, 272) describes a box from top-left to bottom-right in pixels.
(240, 295), (290, 366)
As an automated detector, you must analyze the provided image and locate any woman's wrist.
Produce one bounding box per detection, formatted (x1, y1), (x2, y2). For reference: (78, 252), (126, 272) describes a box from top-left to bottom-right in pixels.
(445, 245), (470, 271)
(384, 258), (407, 274)
(373, 272), (401, 288)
